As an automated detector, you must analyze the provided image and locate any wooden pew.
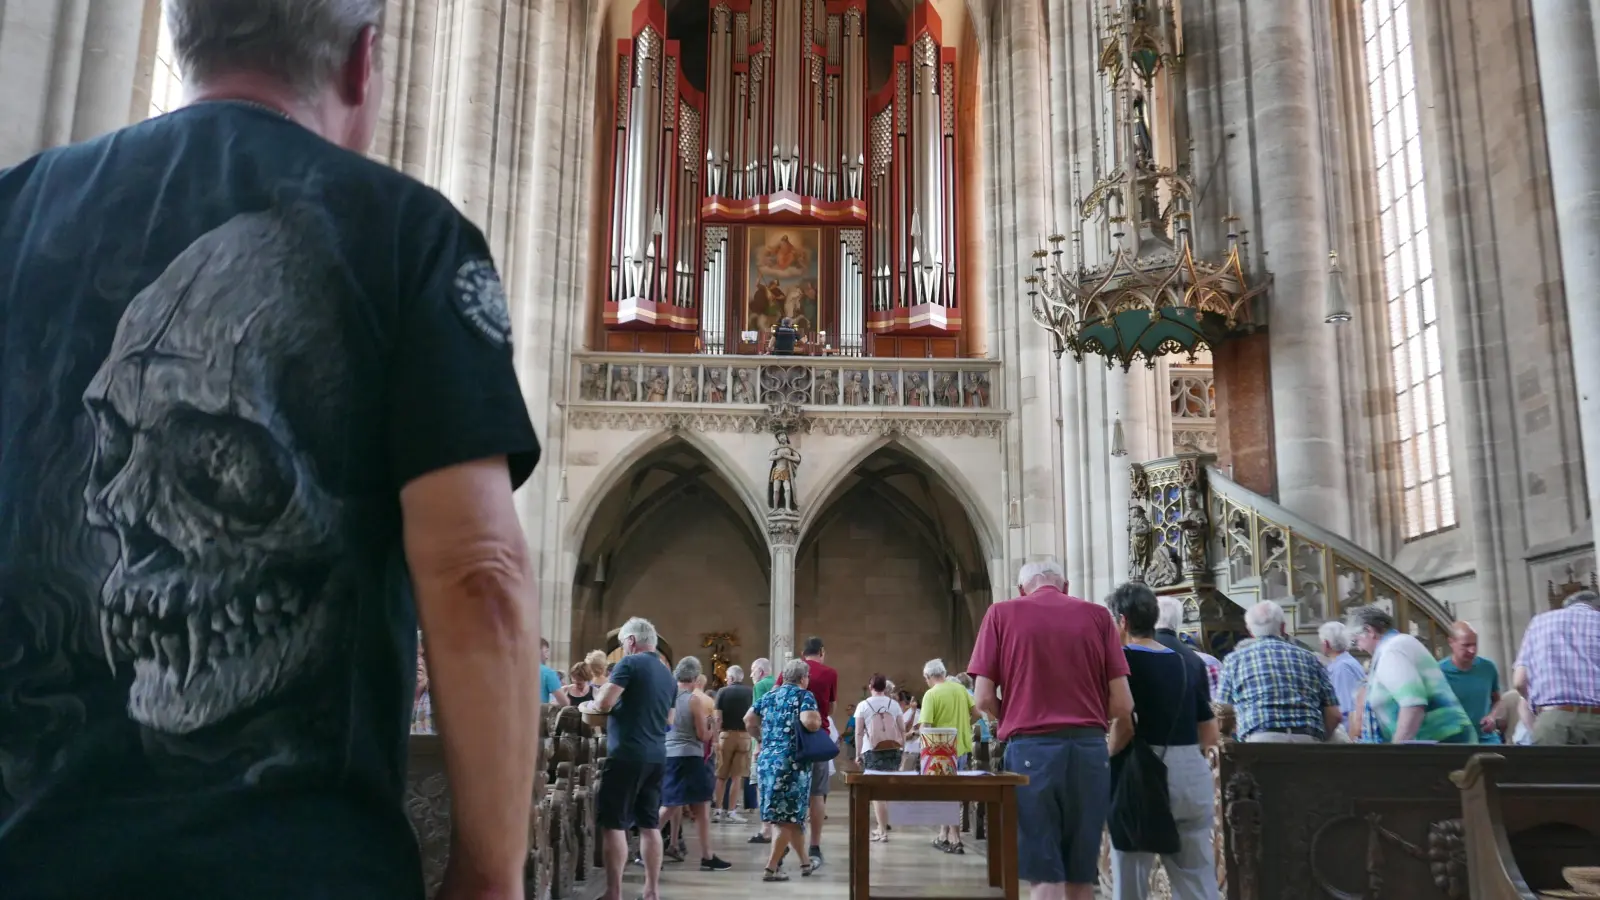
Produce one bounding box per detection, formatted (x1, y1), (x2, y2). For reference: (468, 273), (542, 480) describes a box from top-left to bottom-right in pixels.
(1216, 743), (1600, 900)
(406, 702), (606, 900)
(1452, 752), (1600, 900)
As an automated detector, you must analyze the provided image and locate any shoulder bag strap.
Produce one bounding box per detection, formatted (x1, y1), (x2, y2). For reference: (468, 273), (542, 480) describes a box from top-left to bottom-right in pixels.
(1162, 649), (1190, 749)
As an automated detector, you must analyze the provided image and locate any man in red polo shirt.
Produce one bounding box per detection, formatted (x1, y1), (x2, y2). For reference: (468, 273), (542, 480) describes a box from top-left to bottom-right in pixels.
(968, 560), (1133, 900)
(777, 636), (837, 870)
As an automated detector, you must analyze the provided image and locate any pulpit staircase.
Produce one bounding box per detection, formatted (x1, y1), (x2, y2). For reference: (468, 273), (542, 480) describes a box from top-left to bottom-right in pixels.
(1133, 452), (1457, 655)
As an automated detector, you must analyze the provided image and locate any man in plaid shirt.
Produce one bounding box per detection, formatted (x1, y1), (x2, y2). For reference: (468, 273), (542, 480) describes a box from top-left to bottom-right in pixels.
(1514, 590), (1600, 745)
(1217, 601), (1342, 742)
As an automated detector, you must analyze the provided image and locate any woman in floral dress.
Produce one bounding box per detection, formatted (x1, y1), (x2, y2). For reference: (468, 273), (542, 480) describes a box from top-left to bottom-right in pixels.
(745, 657), (823, 882)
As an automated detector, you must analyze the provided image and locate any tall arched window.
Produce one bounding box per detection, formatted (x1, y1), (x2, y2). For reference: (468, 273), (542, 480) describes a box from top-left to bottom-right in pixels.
(1361, 0), (1454, 539)
(149, 13), (183, 118)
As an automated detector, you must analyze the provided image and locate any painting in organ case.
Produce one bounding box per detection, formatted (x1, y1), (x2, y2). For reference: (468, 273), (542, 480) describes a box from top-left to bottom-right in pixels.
(746, 226), (820, 342)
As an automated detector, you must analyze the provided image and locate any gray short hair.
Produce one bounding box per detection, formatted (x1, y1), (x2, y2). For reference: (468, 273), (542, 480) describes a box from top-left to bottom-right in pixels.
(782, 657), (811, 684)
(1345, 604), (1395, 636)
(750, 657), (771, 678)
(1018, 559), (1066, 589)
(1318, 620), (1352, 653)
(674, 656), (702, 683)
(1244, 601), (1285, 638)
(1156, 596), (1186, 632)
(923, 658), (948, 679)
(726, 665), (745, 683)
(619, 617), (658, 650)
(165, 0), (386, 96)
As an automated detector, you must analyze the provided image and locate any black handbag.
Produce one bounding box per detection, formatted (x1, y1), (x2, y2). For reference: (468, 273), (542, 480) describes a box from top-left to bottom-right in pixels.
(795, 713), (840, 765)
(1107, 651), (1188, 854)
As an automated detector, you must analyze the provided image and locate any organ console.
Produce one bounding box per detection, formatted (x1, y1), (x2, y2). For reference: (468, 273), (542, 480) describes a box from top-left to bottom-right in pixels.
(602, 0), (963, 358)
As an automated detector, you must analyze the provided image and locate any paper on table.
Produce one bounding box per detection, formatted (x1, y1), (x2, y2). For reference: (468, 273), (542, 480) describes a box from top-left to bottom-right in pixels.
(855, 769), (993, 825)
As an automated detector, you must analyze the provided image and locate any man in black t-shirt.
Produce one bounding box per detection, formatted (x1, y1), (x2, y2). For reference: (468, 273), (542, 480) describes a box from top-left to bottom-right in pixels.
(0, 3), (542, 898)
(712, 665), (755, 823)
(583, 617), (675, 900)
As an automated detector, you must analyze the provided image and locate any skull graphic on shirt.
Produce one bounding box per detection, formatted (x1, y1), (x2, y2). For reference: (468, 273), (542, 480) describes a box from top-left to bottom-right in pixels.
(82, 209), (356, 736)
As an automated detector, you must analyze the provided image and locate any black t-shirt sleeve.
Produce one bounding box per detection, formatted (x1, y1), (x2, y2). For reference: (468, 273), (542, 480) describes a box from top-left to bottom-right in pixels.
(387, 203), (540, 489)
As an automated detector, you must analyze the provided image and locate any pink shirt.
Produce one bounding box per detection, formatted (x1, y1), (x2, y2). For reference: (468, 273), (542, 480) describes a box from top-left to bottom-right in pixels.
(966, 586), (1130, 740)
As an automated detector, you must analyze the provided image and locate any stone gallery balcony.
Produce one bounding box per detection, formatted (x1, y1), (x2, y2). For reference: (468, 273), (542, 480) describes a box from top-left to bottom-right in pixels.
(568, 353), (1006, 438)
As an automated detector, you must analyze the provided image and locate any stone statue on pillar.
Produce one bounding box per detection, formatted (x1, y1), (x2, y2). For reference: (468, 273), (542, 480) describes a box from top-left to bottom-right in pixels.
(768, 431), (801, 512)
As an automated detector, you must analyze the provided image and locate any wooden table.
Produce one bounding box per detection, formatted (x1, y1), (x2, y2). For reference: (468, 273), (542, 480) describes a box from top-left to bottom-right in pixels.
(845, 772), (1029, 900)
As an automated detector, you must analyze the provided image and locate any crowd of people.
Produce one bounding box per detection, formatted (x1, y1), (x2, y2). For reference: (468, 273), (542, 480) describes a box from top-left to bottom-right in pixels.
(410, 569), (1600, 900)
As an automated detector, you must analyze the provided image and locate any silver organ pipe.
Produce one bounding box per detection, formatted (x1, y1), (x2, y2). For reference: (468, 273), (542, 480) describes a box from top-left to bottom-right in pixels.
(772, 0), (800, 193)
(707, 5), (731, 197)
(701, 226), (729, 353)
(620, 28), (661, 302)
(912, 35), (945, 307)
(839, 228), (865, 355)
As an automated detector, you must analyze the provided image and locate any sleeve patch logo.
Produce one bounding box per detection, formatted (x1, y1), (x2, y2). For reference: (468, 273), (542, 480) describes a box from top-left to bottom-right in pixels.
(452, 259), (513, 347)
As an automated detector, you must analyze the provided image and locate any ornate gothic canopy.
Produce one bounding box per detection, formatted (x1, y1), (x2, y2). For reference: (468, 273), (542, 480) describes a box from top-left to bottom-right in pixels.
(1025, 0), (1269, 370)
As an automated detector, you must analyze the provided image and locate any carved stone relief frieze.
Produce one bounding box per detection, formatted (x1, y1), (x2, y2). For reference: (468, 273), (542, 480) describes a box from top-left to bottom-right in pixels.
(573, 357), (997, 411)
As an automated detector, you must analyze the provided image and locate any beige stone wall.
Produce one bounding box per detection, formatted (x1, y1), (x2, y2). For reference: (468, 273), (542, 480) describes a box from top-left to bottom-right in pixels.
(794, 493), (963, 713)
(576, 492), (770, 668)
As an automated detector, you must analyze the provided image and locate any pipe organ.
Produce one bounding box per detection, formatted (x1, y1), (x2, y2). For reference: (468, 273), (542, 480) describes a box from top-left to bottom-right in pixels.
(603, 0), (962, 357)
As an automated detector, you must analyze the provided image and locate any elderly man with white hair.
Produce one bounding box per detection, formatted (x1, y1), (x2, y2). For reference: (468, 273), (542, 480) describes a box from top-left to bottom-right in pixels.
(1215, 602), (1342, 742)
(1318, 620), (1367, 725)
(585, 618), (677, 900)
(1154, 595), (1222, 695)
(969, 559), (1134, 900)
(713, 664), (755, 824)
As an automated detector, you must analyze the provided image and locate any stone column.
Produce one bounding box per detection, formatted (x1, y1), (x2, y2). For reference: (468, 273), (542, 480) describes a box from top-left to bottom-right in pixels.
(0, 0), (147, 164)
(1247, 0), (1349, 534)
(767, 516), (798, 664)
(1531, 0), (1600, 528)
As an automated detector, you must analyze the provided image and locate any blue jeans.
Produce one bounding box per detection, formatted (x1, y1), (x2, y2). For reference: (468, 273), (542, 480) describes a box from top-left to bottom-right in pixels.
(1004, 731), (1111, 885)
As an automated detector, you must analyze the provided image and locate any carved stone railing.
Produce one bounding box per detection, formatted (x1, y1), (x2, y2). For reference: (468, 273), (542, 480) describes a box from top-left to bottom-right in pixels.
(568, 352), (1008, 437)
(1204, 461), (1457, 651)
(1127, 452), (1456, 652)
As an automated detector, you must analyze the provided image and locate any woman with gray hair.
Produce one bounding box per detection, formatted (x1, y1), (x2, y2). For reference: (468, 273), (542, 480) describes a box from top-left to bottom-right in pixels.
(746, 656), (824, 880)
(660, 656), (731, 870)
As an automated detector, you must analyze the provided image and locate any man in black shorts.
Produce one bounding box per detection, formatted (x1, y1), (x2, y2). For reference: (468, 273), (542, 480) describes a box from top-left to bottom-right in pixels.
(584, 617), (675, 900)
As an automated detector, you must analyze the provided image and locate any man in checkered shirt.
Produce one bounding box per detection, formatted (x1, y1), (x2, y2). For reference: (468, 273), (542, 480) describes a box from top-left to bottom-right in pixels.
(1217, 601), (1343, 742)
(1513, 590), (1600, 745)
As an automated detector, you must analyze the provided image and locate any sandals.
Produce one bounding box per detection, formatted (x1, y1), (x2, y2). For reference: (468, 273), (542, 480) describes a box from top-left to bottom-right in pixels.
(941, 841), (966, 855)
(763, 867), (789, 882)
(800, 862), (816, 877)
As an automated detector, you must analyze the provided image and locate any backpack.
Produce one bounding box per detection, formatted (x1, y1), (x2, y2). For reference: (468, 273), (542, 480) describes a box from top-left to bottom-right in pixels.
(863, 698), (905, 751)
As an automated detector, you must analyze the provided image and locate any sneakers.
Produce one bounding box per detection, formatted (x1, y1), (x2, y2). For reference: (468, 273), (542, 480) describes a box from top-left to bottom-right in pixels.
(806, 848), (824, 874)
(701, 856), (732, 871)
(722, 810), (748, 824)
(710, 809), (722, 824)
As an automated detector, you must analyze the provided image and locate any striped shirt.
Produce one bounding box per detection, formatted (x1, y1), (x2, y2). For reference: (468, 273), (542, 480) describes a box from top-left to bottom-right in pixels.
(1514, 603), (1600, 708)
(1217, 635), (1339, 740)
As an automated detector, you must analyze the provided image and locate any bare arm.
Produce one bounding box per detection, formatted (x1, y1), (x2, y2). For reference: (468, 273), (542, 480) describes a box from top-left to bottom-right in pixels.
(744, 709), (762, 740)
(800, 709), (823, 731)
(693, 694), (716, 743)
(590, 680), (624, 714)
(1108, 713), (1135, 756)
(1513, 665), (1529, 695)
(1392, 706), (1425, 742)
(1323, 705), (1343, 740)
(974, 676), (1000, 720)
(404, 457), (538, 895)
(1107, 676), (1135, 724)
(1348, 685), (1366, 739)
